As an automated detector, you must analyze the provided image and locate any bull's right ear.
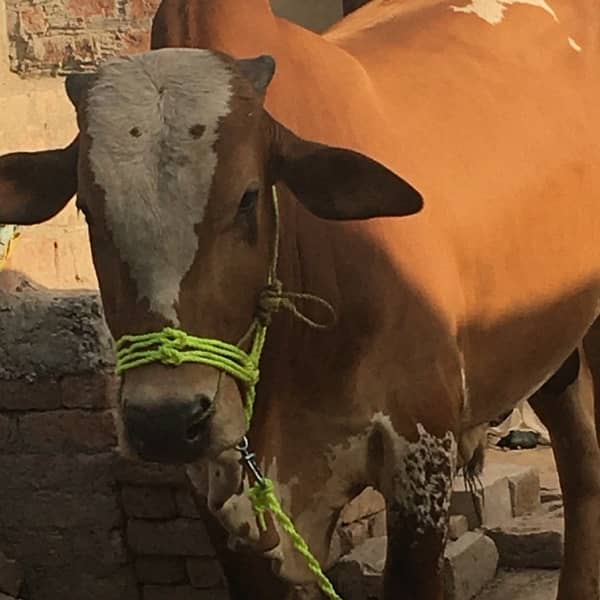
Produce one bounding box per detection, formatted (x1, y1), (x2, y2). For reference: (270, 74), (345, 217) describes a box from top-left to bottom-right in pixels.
(0, 137), (78, 225)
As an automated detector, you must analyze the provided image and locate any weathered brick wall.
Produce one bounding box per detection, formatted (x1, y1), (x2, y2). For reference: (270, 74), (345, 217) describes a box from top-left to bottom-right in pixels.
(0, 276), (385, 599)
(0, 278), (228, 599)
(5, 0), (161, 75)
(4, 0), (345, 77)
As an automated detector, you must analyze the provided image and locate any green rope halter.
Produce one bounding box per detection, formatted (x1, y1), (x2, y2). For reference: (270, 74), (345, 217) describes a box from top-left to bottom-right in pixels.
(115, 187), (341, 600)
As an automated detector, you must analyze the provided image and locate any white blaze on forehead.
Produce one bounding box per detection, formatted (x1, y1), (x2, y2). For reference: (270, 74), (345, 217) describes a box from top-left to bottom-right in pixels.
(450, 0), (558, 25)
(86, 48), (233, 324)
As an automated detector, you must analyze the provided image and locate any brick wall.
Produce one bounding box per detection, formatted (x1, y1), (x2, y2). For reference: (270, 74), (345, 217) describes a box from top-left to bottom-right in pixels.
(0, 279), (229, 599)
(0, 276), (385, 599)
(4, 0), (345, 77)
(5, 0), (161, 75)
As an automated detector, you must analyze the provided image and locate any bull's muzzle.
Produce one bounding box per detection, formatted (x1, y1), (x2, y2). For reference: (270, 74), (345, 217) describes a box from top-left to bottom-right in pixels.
(123, 394), (213, 463)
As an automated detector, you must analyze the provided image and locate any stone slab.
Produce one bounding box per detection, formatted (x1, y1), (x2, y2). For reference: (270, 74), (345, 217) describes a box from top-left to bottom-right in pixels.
(448, 515), (469, 541)
(0, 289), (113, 381)
(486, 509), (563, 569)
(451, 474), (512, 530)
(444, 532), (499, 600)
(481, 463), (541, 517)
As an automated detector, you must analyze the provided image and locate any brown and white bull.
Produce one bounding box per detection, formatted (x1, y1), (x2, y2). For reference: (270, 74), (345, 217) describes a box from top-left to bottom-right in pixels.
(1, 0), (600, 598)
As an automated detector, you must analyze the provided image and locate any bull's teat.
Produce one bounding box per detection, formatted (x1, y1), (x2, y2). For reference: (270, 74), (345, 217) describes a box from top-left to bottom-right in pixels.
(123, 393), (213, 464)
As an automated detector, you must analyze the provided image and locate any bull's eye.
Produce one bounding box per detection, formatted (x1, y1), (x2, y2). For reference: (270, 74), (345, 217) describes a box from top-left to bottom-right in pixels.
(238, 187), (259, 215)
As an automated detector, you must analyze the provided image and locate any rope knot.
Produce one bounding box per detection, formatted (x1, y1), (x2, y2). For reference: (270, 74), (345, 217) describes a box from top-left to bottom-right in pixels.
(163, 327), (189, 350)
(157, 344), (184, 366)
(248, 478), (276, 532)
(257, 280), (284, 325)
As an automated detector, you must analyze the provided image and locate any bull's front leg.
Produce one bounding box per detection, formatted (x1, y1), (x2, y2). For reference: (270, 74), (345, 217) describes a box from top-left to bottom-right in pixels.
(373, 418), (457, 600)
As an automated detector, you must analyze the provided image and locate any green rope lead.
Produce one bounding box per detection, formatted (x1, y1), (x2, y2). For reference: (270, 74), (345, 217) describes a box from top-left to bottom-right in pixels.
(249, 478), (343, 600)
(115, 187), (340, 599)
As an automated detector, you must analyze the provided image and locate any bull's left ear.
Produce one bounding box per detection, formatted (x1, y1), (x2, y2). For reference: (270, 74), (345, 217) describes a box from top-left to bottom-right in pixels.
(271, 121), (423, 220)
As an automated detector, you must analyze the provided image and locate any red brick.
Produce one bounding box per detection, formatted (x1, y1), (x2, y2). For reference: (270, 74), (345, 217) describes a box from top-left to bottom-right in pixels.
(175, 490), (202, 519)
(0, 550), (23, 597)
(0, 489), (121, 529)
(119, 29), (151, 55)
(19, 410), (117, 453)
(121, 486), (178, 519)
(143, 585), (230, 600)
(0, 416), (16, 452)
(115, 456), (188, 487)
(186, 558), (225, 589)
(127, 519), (214, 557)
(0, 379), (61, 411)
(129, 0), (162, 20)
(66, 0), (116, 18)
(60, 373), (116, 409)
(20, 6), (48, 34)
(135, 557), (186, 584)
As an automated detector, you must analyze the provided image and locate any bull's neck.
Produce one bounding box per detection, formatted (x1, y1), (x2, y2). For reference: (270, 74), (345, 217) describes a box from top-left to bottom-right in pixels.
(249, 191), (376, 440)
(152, 0), (279, 56)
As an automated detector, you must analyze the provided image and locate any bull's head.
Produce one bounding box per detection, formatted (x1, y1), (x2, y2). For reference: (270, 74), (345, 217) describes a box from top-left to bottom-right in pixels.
(0, 48), (422, 464)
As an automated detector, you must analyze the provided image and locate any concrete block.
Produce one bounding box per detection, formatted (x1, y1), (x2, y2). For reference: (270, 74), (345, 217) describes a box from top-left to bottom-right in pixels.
(486, 510), (563, 568)
(443, 532), (498, 600)
(448, 515), (469, 541)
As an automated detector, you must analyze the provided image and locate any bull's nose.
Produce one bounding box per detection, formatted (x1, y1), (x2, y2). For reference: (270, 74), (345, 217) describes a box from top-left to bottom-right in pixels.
(123, 394), (212, 463)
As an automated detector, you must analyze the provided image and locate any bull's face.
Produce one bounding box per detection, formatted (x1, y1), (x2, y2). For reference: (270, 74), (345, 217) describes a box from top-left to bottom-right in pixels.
(0, 48), (422, 465)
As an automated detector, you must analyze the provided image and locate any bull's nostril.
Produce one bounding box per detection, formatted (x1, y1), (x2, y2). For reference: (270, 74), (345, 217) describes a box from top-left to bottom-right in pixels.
(186, 420), (205, 442)
(195, 394), (212, 414)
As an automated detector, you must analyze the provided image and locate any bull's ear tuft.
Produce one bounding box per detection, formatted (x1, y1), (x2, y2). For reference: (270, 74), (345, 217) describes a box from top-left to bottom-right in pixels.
(65, 72), (96, 108)
(235, 55), (276, 96)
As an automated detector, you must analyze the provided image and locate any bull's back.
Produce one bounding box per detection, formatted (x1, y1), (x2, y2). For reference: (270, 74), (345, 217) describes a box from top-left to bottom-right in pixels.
(327, 0), (600, 418)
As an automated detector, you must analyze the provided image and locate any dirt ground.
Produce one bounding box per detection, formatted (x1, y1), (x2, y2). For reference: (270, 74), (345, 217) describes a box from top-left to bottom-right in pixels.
(477, 570), (559, 600)
(475, 445), (561, 599)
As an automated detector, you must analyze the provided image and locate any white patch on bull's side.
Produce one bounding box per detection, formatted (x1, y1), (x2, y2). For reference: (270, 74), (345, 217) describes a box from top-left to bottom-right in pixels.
(372, 413), (457, 537)
(568, 37), (582, 52)
(450, 0), (558, 25)
(87, 48), (233, 324)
